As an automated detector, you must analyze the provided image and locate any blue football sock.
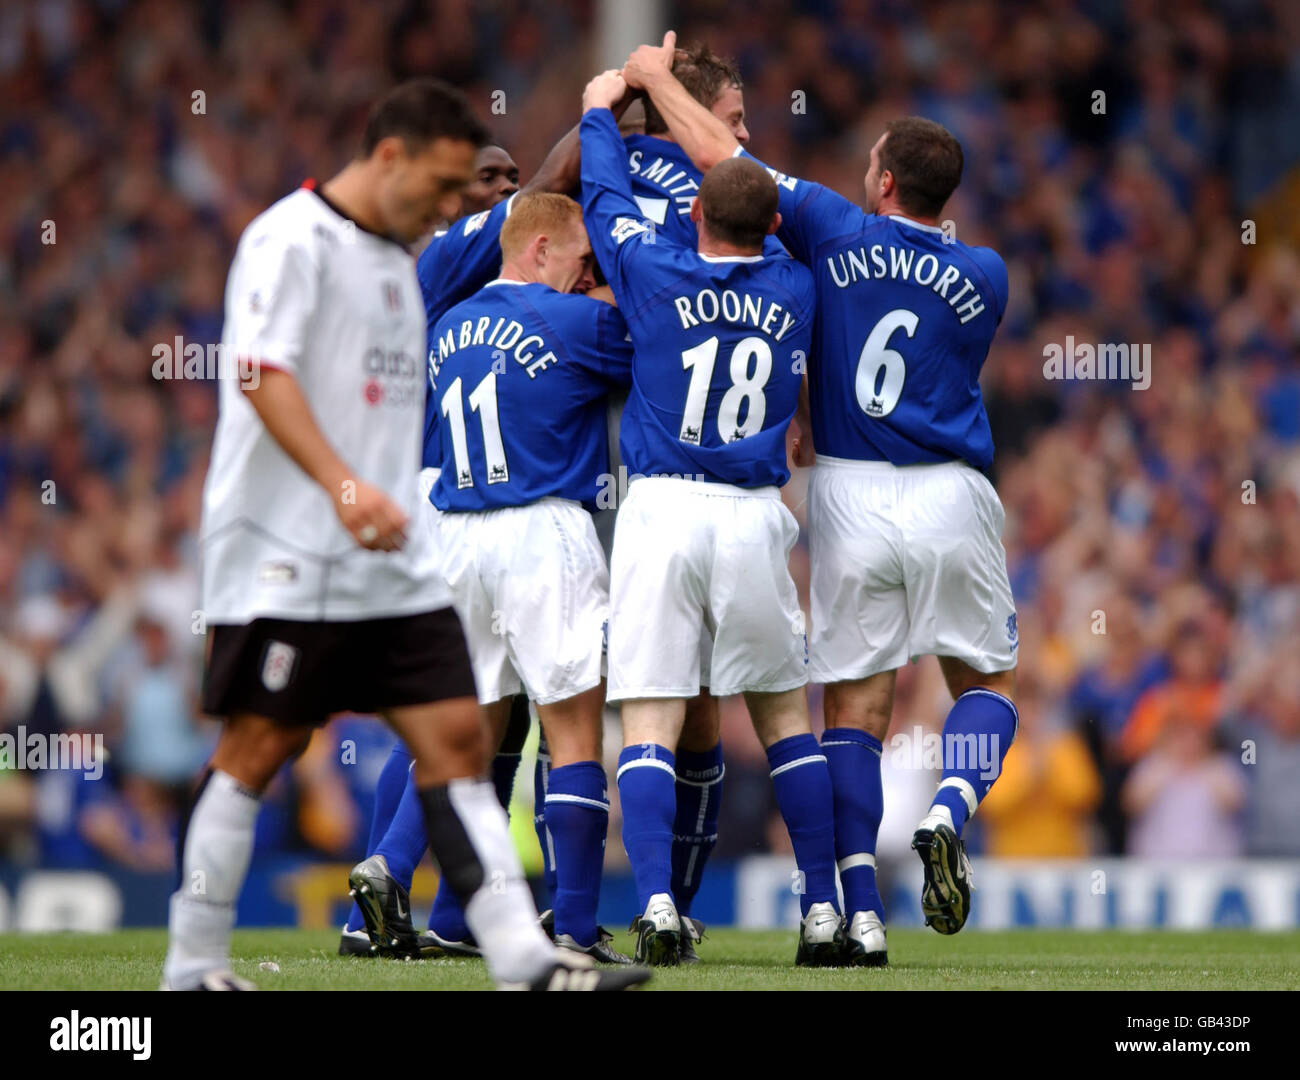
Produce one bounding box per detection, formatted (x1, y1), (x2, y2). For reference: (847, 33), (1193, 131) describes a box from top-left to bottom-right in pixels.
(766, 733), (837, 917)
(375, 772), (426, 890)
(617, 743), (676, 914)
(820, 728), (884, 919)
(346, 742), (412, 932)
(534, 731), (557, 907)
(427, 876), (471, 940)
(671, 744), (723, 917)
(544, 760), (609, 948)
(929, 687), (1019, 837)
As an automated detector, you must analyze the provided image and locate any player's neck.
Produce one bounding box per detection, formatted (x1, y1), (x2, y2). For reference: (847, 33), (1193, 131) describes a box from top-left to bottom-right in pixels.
(320, 162), (389, 238)
(875, 198), (940, 228)
(696, 221), (762, 259)
(498, 258), (537, 285)
(698, 239), (761, 258)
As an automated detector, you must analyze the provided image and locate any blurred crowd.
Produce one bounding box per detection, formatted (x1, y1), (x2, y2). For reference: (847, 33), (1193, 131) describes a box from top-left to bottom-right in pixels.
(1, 0), (1298, 879)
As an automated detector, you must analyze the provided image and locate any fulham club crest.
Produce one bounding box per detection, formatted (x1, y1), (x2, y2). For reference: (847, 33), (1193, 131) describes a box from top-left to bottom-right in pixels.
(261, 640), (299, 692)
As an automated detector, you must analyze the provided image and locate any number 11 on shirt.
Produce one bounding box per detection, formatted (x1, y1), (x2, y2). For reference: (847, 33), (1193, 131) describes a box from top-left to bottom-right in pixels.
(441, 372), (510, 487)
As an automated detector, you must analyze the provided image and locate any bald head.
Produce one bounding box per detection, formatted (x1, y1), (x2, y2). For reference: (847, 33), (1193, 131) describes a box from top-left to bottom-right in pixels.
(694, 156), (779, 252)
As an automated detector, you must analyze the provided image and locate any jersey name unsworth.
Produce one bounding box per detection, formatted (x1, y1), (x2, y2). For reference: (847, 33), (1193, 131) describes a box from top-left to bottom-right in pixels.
(824, 243), (988, 325)
(741, 149), (1008, 470)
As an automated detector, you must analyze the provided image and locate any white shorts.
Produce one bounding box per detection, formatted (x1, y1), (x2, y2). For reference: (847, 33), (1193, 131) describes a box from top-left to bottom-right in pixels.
(807, 456), (1018, 682)
(437, 497), (608, 706)
(607, 477), (809, 700)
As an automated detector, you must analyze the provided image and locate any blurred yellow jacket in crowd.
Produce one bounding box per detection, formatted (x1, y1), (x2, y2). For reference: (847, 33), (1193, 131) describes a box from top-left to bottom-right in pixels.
(977, 730), (1102, 856)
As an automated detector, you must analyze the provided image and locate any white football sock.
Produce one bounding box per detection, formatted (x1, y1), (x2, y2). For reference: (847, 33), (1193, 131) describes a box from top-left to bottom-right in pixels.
(162, 770), (259, 989)
(444, 778), (558, 985)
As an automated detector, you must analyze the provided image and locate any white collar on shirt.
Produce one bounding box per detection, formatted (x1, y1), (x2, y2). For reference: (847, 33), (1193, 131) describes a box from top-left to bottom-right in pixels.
(887, 214), (945, 235)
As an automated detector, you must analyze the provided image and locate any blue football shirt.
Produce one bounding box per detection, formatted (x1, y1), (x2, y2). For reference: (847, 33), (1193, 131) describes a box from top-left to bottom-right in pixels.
(581, 109), (815, 489)
(429, 280), (634, 511)
(741, 150), (1008, 470)
(416, 195), (514, 469)
(623, 133), (785, 257)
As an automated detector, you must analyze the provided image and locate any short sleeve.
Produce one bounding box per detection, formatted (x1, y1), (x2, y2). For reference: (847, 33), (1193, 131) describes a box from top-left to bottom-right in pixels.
(736, 148), (865, 264)
(968, 246), (1009, 324)
(593, 302), (634, 386)
(416, 195), (513, 324)
(225, 226), (318, 375)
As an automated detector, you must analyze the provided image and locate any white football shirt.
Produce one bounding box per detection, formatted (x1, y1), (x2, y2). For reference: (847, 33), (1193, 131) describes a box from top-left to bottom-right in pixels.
(200, 184), (452, 623)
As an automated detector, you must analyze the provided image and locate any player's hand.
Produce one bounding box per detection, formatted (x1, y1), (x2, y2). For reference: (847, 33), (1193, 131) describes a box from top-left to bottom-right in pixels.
(791, 426), (816, 468)
(583, 284), (618, 306)
(623, 30), (676, 89)
(583, 69), (629, 113)
(334, 480), (409, 552)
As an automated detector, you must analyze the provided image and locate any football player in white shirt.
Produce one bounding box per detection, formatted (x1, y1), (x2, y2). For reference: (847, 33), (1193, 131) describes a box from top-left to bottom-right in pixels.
(162, 78), (647, 992)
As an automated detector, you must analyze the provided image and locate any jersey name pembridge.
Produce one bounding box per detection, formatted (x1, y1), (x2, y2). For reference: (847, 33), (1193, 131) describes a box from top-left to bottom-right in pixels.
(435, 316), (559, 380)
(826, 244), (987, 325)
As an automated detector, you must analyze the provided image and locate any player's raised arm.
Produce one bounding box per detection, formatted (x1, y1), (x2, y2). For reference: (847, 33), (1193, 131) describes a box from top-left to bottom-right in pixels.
(624, 35), (858, 265)
(579, 70), (661, 309)
(623, 32), (737, 171)
(524, 74), (639, 196)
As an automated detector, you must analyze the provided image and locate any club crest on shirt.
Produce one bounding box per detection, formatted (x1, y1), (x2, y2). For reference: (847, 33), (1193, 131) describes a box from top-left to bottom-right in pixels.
(462, 210), (490, 236)
(261, 640), (298, 692)
(611, 216), (653, 245)
(1006, 613), (1019, 648)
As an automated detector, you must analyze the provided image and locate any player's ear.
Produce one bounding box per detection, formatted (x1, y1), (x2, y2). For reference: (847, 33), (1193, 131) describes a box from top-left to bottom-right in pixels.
(532, 233), (549, 265)
(767, 211), (782, 236)
(689, 196), (702, 223)
(373, 135), (403, 170)
(879, 167), (894, 199)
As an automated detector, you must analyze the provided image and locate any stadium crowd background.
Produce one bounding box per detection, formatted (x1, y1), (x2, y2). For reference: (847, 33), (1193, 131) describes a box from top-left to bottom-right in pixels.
(1, 0), (1299, 894)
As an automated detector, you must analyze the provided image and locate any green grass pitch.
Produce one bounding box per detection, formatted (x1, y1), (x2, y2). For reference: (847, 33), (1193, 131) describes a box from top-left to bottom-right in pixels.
(2, 928), (1298, 990)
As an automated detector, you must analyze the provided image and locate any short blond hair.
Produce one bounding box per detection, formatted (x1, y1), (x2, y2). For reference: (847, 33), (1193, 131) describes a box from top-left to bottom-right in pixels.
(499, 192), (585, 259)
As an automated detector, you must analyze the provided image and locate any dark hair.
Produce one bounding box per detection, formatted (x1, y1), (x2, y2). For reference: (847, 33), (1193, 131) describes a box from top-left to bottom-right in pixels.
(879, 117), (964, 217)
(360, 78), (489, 157)
(644, 42), (743, 136)
(698, 156), (777, 250)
